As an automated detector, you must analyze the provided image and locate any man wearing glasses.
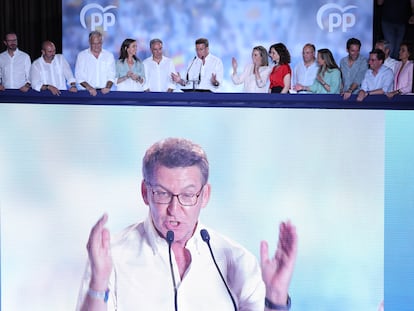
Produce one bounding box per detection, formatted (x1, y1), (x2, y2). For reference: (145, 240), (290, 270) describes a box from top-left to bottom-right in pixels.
(76, 137), (297, 311)
(0, 31), (31, 92)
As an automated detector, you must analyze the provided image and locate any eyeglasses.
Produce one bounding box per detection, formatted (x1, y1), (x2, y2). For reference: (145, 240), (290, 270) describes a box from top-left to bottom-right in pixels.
(147, 182), (204, 206)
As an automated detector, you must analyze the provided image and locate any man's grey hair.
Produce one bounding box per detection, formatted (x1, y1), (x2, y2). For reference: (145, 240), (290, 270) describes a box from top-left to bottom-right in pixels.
(142, 138), (209, 185)
(149, 38), (163, 48)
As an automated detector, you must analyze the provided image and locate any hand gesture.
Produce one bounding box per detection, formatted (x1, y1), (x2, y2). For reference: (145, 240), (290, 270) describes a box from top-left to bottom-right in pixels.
(260, 221), (297, 304)
(232, 57), (238, 73)
(211, 73), (219, 86)
(87, 213), (113, 290)
(171, 72), (182, 83)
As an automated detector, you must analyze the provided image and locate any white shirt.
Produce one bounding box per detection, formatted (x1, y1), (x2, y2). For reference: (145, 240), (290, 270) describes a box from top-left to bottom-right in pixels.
(232, 63), (271, 93)
(0, 48), (31, 89)
(361, 65), (394, 93)
(75, 48), (116, 89)
(384, 57), (398, 74)
(143, 56), (177, 92)
(183, 53), (224, 92)
(292, 60), (318, 87)
(76, 216), (265, 311)
(30, 54), (76, 91)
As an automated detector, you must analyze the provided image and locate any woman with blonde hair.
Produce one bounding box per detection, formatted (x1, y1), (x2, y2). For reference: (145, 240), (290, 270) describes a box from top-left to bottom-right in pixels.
(231, 46), (271, 92)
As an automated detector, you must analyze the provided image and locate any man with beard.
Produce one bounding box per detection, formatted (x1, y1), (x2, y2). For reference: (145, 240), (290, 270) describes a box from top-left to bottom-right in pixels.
(30, 40), (77, 95)
(0, 31), (31, 92)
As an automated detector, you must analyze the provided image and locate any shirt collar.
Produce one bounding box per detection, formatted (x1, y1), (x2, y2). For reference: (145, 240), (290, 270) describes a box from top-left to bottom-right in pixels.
(143, 215), (205, 255)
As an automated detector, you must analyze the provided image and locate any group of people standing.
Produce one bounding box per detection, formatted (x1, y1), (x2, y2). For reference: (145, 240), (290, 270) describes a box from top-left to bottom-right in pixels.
(0, 31), (222, 95)
(232, 38), (413, 102)
(0, 30), (413, 101)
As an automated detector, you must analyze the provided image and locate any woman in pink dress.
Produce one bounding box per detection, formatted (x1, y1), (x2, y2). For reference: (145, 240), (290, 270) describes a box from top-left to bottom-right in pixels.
(387, 41), (414, 98)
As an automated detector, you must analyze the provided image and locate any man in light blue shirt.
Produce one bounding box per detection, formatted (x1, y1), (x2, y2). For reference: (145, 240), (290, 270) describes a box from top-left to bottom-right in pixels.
(340, 38), (368, 100)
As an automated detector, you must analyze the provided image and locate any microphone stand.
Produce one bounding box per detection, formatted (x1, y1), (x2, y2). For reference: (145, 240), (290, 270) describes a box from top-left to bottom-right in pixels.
(200, 229), (238, 311)
(167, 231), (178, 311)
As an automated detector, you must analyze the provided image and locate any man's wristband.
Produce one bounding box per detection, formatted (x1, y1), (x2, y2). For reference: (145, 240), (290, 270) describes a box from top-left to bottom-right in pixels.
(265, 296), (291, 310)
(87, 288), (110, 303)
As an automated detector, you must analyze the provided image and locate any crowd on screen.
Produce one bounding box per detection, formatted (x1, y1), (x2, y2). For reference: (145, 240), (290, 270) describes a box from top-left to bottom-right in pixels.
(0, 30), (413, 101)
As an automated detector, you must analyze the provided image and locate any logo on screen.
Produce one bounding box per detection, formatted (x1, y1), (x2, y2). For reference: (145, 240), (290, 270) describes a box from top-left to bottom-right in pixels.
(316, 4), (357, 32)
(80, 3), (117, 31)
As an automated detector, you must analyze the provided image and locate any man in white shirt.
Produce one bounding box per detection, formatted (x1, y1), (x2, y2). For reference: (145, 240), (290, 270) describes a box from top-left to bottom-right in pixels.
(292, 43), (318, 93)
(75, 31), (115, 96)
(357, 49), (394, 101)
(76, 137), (297, 311)
(172, 38), (223, 92)
(30, 40), (77, 95)
(143, 38), (177, 92)
(375, 39), (398, 74)
(0, 32), (31, 92)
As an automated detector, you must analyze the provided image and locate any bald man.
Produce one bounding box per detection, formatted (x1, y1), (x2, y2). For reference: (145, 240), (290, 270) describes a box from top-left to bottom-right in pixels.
(30, 40), (77, 95)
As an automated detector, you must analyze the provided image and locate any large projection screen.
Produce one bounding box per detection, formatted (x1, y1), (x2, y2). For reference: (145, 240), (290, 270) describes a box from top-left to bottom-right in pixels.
(62, 0), (373, 92)
(1, 104), (390, 310)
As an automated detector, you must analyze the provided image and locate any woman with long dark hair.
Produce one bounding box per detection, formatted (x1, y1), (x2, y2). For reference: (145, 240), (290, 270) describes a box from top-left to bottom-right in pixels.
(115, 38), (146, 91)
(268, 43), (291, 93)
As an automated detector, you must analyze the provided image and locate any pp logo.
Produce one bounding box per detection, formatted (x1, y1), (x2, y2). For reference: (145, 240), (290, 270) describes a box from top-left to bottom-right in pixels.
(80, 3), (117, 31)
(316, 4), (357, 32)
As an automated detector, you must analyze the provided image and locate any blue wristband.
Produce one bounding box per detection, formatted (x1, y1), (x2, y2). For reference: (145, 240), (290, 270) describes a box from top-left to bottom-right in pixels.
(265, 295), (291, 310)
(87, 288), (110, 303)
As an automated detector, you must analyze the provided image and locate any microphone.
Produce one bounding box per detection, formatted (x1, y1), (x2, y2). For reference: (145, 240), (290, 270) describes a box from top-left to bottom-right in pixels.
(166, 230), (178, 311)
(198, 56), (204, 83)
(186, 56), (197, 81)
(200, 229), (238, 311)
